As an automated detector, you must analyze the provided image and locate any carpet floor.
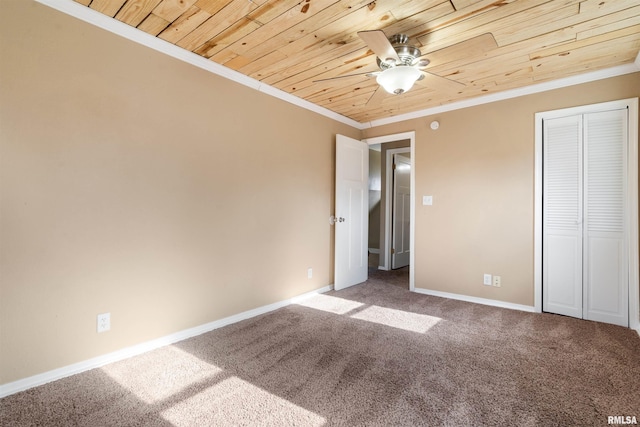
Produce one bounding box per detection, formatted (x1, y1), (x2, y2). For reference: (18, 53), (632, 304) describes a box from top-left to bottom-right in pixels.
(1, 271), (639, 426)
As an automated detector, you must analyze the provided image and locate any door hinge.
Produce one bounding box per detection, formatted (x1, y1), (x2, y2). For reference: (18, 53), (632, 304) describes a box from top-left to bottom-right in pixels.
(391, 248), (395, 254)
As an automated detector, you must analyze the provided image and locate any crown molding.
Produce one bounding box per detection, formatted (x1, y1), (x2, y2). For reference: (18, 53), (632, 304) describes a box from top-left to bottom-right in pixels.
(33, 0), (640, 131)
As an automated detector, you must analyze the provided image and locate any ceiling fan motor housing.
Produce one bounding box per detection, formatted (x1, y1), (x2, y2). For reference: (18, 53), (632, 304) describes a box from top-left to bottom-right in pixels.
(377, 34), (424, 69)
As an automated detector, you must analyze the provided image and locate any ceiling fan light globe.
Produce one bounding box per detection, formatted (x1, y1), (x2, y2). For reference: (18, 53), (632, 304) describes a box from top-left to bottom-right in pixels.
(376, 66), (422, 95)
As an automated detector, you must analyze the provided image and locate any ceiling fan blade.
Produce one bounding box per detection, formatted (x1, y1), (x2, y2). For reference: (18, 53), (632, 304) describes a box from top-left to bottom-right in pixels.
(358, 30), (400, 64)
(313, 71), (378, 83)
(416, 71), (465, 93)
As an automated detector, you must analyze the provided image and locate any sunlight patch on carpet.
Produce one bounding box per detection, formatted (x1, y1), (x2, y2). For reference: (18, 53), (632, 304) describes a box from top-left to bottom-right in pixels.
(160, 376), (326, 426)
(350, 305), (441, 333)
(296, 293), (441, 333)
(296, 293), (364, 314)
(101, 346), (223, 404)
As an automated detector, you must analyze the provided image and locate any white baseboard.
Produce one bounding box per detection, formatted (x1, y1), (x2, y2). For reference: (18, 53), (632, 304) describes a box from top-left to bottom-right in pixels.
(0, 285), (332, 398)
(414, 290), (640, 335)
(413, 288), (536, 313)
(368, 248), (380, 254)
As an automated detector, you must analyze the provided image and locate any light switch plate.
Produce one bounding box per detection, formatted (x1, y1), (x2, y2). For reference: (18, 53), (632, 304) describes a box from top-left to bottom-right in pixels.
(422, 195), (433, 206)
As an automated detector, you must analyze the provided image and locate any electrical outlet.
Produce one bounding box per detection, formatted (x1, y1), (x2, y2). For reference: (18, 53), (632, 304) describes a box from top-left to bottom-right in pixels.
(307, 268), (313, 279)
(483, 274), (492, 286)
(97, 313), (110, 333)
(493, 276), (501, 287)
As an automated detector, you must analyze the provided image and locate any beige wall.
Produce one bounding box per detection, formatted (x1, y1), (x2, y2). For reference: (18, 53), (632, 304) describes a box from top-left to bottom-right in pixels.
(364, 72), (640, 306)
(0, 0), (359, 384)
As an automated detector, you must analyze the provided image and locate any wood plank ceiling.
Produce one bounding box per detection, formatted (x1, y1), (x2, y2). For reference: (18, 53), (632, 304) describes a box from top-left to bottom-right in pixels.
(75, 0), (640, 123)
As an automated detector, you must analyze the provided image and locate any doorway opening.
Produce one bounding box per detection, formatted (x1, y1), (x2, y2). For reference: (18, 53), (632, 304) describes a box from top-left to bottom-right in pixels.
(366, 137), (413, 289)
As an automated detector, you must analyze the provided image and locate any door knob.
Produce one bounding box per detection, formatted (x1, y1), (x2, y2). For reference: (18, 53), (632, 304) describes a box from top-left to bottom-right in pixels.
(330, 216), (346, 225)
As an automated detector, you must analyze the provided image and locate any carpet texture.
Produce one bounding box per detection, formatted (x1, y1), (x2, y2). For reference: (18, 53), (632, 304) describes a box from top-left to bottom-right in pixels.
(1, 271), (639, 426)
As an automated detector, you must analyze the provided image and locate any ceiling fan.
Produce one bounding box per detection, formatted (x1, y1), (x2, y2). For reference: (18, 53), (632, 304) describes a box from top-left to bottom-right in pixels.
(315, 30), (464, 102)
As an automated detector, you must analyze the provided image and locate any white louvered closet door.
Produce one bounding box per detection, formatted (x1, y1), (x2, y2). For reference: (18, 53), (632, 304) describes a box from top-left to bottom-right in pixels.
(583, 109), (628, 326)
(543, 109), (629, 327)
(543, 115), (584, 319)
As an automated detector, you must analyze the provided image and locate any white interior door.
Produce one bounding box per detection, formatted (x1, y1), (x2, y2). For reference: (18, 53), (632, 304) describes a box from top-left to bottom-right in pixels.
(583, 109), (628, 326)
(334, 134), (368, 290)
(543, 115), (584, 319)
(542, 109), (629, 327)
(392, 154), (410, 269)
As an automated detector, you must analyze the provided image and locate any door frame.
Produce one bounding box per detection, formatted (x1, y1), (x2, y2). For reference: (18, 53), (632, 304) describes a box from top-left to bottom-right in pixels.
(534, 98), (639, 331)
(363, 131), (416, 291)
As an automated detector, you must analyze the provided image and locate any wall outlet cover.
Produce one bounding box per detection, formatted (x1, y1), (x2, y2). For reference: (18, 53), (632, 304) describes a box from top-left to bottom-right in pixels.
(493, 276), (501, 287)
(97, 313), (111, 333)
(483, 274), (492, 286)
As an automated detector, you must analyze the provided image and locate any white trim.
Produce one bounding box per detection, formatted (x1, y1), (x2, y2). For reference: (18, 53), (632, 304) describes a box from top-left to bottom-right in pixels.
(534, 114), (544, 313)
(35, 0), (640, 131)
(628, 98), (640, 332)
(363, 132), (416, 291)
(368, 248), (380, 254)
(0, 285), (332, 398)
(413, 288), (536, 313)
(534, 98), (639, 330)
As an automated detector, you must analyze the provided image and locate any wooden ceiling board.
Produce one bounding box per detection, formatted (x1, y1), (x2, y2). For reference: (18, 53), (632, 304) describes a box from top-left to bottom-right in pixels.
(152, 0), (199, 22)
(220, 0), (348, 62)
(307, 75), (377, 101)
(72, 0), (640, 123)
(138, 12), (170, 35)
(420, 33), (499, 69)
(575, 4), (640, 39)
(193, 18), (261, 58)
(158, 6), (211, 44)
(495, 0), (639, 46)
(531, 34), (640, 75)
(315, 87), (378, 110)
(116, 0), (163, 27)
(90, 0), (126, 16)
(195, 0), (234, 15)
(531, 23), (640, 60)
(211, 0), (375, 67)
(177, 0), (259, 52)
